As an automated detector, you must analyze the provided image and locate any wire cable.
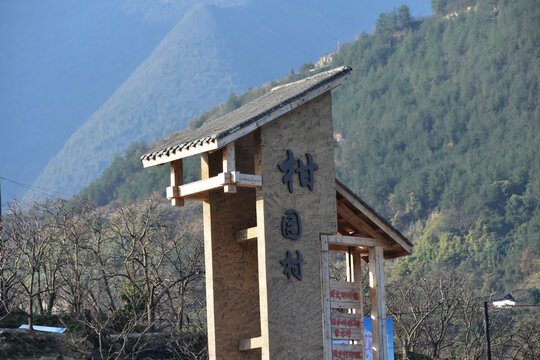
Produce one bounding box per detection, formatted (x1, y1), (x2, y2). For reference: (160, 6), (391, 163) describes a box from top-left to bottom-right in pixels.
(0, 176), (73, 198)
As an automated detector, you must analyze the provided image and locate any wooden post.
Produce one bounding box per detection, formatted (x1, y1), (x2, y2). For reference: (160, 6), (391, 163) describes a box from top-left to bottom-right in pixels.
(254, 129), (271, 360)
(201, 152), (216, 359)
(369, 245), (388, 360)
(167, 159), (183, 206)
(223, 142), (237, 193)
(352, 248), (364, 359)
(320, 235), (333, 360)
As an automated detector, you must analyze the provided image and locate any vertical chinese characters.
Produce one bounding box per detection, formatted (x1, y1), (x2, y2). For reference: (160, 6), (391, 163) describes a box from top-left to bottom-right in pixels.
(277, 149), (318, 281)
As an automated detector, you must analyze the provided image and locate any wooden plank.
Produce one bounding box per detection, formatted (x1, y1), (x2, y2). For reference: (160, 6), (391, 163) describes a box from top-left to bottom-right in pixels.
(327, 235), (390, 250)
(216, 74), (350, 150)
(330, 281), (362, 309)
(167, 159), (184, 206)
(238, 336), (263, 351)
(337, 203), (381, 239)
(336, 182), (413, 255)
(332, 326), (364, 341)
(331, 344), (363, 360)
(320, 235), (333, 360)
(142, 140), (219, 168)
(222, 142), (237, 193)
(331, 313), (363, 340)
(235, 227), (258, 242)
(369, 245), (387, 360)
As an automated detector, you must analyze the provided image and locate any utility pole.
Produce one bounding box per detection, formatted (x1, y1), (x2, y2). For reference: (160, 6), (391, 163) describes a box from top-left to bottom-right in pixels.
(484, 301), (492, 360)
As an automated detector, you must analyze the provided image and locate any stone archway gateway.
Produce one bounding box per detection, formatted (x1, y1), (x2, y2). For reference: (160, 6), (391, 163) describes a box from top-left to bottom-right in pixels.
(141, 66), (412, 360)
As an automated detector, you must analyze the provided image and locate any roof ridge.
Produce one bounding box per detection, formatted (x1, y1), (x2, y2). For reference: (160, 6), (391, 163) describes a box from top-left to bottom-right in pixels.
(141, 66), (352, 165)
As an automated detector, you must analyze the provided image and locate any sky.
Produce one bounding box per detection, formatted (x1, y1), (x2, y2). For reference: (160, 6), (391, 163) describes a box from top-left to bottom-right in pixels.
(0, 0), (432, 203)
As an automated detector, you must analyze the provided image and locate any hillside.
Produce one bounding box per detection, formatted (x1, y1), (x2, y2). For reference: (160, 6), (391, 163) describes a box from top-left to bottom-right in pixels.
(28, 0), (432, 199)
(79, 0), (539, 296)
(331, 0), (539, 293)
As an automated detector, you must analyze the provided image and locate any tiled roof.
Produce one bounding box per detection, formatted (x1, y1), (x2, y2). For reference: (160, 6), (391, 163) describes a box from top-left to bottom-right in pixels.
(141, 66), (352, 163)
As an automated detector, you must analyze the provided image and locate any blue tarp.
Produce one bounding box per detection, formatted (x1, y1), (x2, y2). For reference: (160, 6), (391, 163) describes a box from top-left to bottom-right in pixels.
(18, 324), (66, 333)
(333, 318), (394, 359)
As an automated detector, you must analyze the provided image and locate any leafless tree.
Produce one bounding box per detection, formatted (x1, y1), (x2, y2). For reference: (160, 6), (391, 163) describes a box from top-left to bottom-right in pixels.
(3, 201), (53, 330)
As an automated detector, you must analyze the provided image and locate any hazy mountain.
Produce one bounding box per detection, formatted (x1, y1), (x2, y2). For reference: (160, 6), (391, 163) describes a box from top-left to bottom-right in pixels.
(27, 0), (432, 198)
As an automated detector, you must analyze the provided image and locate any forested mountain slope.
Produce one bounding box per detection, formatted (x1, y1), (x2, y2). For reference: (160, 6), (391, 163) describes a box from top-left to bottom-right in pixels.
(331, 0), (539, 292)
(80, 0), (539, 295)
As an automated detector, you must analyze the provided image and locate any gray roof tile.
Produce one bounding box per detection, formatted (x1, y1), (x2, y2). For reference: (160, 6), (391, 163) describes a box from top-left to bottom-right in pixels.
(141, 66), (352, 161)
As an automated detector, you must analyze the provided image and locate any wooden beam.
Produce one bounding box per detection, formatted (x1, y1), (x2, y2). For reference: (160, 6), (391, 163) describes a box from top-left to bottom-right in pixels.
(369, 245), (388, 360)
(326, 235), (391, 250)
(337, 203), (381, 239)
(222, 142), (237, 193)
(235, 227), (258, 242)
(238, 336), (263, 351)
(167, 171), (262, 200)
(178, 172), (230, 198)
(231, 172), (263, 187)
(166, 160), (184, 207)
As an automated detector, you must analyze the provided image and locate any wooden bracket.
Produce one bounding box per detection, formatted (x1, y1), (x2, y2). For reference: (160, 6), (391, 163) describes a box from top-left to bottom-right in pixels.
(235, 227), (258, 242)
(166, 160), (183, 207)
(238, 336), (263, 351)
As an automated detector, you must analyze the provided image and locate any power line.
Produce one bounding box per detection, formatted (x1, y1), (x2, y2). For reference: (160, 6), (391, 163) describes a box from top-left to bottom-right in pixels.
(0, 176), (73, 198)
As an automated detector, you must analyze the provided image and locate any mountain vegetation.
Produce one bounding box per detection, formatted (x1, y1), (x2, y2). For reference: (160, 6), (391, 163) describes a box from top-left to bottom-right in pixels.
(331, 0), (539, 295)
(80, 0), (539, 298)
(4, 0), (538, 357)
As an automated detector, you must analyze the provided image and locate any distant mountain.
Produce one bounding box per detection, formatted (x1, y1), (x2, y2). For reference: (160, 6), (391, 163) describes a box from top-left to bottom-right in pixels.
(28, 0), (432, 198)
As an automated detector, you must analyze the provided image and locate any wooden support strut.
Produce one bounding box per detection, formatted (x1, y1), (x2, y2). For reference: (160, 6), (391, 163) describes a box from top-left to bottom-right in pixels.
(166, 159), (183, 206)
(222, 142), (237, 193)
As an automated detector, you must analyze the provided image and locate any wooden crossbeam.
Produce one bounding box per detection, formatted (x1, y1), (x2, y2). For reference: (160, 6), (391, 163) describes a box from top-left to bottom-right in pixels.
(326, 235), (390, 250)
(238, 336), (263, 351)
(235, 227), (258, 242)
(179, 172), (231, 197)
(231, 172), (263, 187)
(167, 171), (262, 202)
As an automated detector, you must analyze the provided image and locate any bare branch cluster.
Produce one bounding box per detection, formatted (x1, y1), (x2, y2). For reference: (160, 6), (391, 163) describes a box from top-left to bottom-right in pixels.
(386, 269), (539, 360)
(0, 196), (206, 359)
